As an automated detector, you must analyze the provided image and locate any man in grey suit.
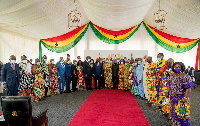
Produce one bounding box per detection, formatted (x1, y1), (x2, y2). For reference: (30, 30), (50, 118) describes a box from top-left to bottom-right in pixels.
(1, 55), (20, 96)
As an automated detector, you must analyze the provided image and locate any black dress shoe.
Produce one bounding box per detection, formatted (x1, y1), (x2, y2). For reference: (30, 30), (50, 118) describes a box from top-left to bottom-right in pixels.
(67, 91), (71, 93)
(60, 91), (63, 94)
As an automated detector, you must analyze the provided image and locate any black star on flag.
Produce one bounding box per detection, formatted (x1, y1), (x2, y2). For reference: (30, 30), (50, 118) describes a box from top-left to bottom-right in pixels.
(176, 44), (180, 48)
(113, 34), (118, 38)
(55, 42), (58, 47)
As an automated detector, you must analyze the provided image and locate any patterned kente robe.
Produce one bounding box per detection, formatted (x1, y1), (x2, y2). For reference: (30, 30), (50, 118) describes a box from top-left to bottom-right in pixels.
(33, 65), (45, 101)
(161, 67), (173, 114)
(155, 59), (167, 105)
(50, 64), (59, 95)
(104, 62), (112, 88)
(41, 63), (50, 87)
(19, 62), (34, 96)
(118, 64), (125, 90)
(146, 62), (156, 102)
(124, 63), (131, 90)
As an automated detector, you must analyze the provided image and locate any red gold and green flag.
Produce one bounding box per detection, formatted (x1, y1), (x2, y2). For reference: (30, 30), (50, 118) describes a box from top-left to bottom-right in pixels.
(90, 22), (141, 44)
(143, 22), (199, 53)
(39, 23), (89, 60)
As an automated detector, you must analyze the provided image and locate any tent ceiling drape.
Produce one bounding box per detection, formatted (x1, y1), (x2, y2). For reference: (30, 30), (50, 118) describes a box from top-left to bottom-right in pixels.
(0, 0), (200, 39)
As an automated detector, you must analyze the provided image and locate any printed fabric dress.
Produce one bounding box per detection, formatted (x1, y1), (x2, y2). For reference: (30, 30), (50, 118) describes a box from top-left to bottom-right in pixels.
(124, 64), (131, 90)
(104, 62), (113, 88)
(168, 74), (196, 126)
(77, 65), (84, 90)
(33, 65), (45, 101)
(50, 64), (59, 95)
(131, 66), (140, 95)
(19, 63), (34, 96)
(146, 62), (156, 102)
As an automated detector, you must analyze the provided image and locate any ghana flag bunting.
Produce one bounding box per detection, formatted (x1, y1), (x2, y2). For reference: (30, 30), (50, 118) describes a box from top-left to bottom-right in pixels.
(39, 23), (89, 60)
(143, 22), (200, 53)
(90, 22), (141, 44)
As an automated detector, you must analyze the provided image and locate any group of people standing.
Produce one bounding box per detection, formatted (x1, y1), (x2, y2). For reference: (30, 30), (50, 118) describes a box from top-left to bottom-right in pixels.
(1, 52), (195, 125)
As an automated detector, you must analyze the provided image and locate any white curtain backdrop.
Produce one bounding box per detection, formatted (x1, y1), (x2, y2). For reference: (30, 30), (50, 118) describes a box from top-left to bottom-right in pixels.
(0, 23), (197, 68)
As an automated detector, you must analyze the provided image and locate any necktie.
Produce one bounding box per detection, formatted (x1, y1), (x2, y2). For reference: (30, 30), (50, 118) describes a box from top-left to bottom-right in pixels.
(13, 63), (15, 70)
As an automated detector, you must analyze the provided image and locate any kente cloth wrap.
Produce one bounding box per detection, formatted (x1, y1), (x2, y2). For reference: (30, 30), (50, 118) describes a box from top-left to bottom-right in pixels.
(50, 64), (59, 95)
(41, 63), (50, 87)
(146, 62), (156, 102)
(19, 63), (34, 91)
(124, 64), (131, 90)
(104, 62), (113, 88)
(33, 65), (45, 101)
(77, 66), (84, 90)
(118, 64), (125, 90)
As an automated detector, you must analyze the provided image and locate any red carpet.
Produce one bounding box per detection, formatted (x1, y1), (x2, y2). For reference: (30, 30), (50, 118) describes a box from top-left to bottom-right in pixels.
(69, 89), (150, 126)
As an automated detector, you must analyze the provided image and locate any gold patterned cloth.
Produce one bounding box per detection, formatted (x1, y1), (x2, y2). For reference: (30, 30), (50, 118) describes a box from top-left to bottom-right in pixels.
(104, 62), (113, 88)
(118, 64), (125, 90)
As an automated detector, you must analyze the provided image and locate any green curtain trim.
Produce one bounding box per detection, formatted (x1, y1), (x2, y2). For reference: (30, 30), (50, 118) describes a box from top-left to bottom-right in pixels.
(143, 22), (198, 53)
(90, 22), (141, 44)
(39, 24), (89, 54)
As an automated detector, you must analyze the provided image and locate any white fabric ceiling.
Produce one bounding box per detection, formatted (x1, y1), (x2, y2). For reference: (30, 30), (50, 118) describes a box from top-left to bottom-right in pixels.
(0, 0), (200, 39)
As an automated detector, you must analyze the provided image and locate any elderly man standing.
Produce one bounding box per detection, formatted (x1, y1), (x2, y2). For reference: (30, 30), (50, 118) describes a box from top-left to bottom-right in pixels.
(136, 58), (144, 99)
(56, 57), (65, 94)
(143, 55), (148, 100)
(1, 55), (20, 96)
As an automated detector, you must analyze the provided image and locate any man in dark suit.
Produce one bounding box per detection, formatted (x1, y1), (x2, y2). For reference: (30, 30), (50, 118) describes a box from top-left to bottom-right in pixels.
(93, 58), (103, 90)
(65, 59), (72, 93)
(1, 55), (20, 96)
(71, 60), (78, 92)
(83, 56), (92, 91)
(112, 59), (119, 89)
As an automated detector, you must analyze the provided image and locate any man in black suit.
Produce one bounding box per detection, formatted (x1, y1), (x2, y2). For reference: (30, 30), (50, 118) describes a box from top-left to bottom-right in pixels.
(71, 60), (78, 92)
(112, 59), (119, 89)
(93, 58), (103, 90)
(83, 56), (92, 91)
(1, 55), (20, 96)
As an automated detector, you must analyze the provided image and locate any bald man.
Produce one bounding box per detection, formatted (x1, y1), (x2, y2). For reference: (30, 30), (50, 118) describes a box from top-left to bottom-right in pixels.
(1, 55), (20, 96)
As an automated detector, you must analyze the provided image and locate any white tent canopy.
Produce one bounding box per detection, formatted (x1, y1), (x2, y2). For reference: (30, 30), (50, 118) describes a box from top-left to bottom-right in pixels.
(0, 0), (199, 67)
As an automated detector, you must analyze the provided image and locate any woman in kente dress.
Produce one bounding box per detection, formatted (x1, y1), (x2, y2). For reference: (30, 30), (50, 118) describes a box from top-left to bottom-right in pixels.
(32, 59), (44, 102)
(77, 60), (84, 90)
(49, 59), (59, 95)
(104, 60), (113, 88)
(131, 61), (140, 95)
(19, 55), (34, 96)
(168, 62), (196, 126)
(118, 59), (125, 90)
